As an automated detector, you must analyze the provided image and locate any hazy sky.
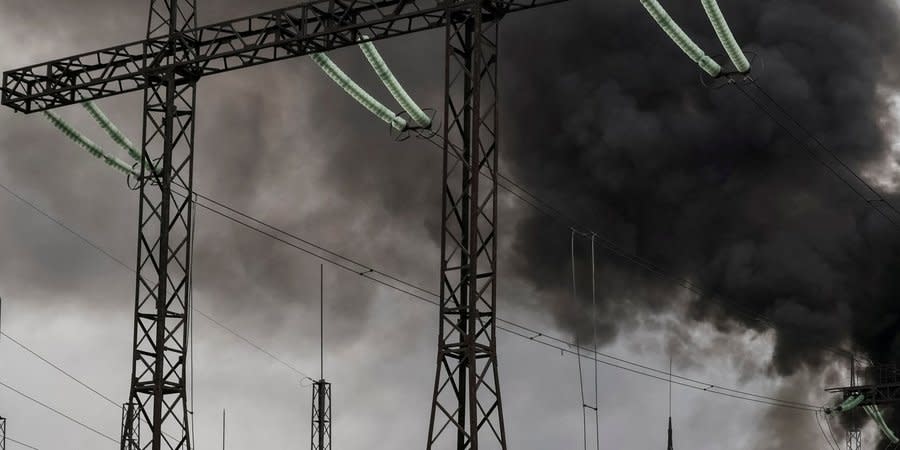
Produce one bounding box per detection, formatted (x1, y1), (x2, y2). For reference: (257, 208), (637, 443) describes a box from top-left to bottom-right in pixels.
(1, 1), (898, 449)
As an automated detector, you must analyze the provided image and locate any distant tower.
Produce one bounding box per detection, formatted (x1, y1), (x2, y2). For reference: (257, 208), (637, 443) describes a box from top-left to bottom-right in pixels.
(667, 417), (674, 450)
(311, 266), (332, 450)
(667, 357), (674, 450)
(1, 415), (6, 450)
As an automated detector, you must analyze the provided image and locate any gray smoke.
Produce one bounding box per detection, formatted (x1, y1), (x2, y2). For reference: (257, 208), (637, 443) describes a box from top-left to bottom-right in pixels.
(499, 0), (900, 442)
(3, 0), (900, 445)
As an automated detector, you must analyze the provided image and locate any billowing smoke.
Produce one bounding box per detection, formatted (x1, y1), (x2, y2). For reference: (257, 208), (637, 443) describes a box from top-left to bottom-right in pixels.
(499, 0), (900, 441)
(4, 0), (900, 445)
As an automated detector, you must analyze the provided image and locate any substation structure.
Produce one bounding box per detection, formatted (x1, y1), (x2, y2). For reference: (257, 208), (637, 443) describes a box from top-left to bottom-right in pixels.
(828, 363), (900, 449)
(0, 1), (569, 449)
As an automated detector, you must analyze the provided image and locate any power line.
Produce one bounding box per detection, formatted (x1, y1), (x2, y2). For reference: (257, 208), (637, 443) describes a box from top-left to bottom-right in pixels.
(7, 436), (41, 450)
(571, 231), (589, 450)
(0, 379), (119, 444)
(732, 79), (900, 228)
(416, 131), (859, 361)
(0, 180), (315, 382)
(0, 332), (118, 408)
(815, 410), (839, 450)
(0, 179), (820, 412)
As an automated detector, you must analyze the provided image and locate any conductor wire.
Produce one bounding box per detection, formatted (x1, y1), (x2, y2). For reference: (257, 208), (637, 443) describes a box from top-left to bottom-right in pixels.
(572, 230), (588, 450)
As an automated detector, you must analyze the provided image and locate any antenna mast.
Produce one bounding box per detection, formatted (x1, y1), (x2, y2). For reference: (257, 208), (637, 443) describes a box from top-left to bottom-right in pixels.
(311, 265), (332, 450)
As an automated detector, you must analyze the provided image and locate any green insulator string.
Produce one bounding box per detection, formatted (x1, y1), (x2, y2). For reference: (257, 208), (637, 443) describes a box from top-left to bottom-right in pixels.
(358, 38), (432, 129)
(639, 0), (721, 76)
(700, 0), (750, 73)
(310, 52), (408, 131)
(864, 404), (900, 443)
(82, 101), (161, 175)
(42, 110), (137, 176)
(82, 101), (140, 161)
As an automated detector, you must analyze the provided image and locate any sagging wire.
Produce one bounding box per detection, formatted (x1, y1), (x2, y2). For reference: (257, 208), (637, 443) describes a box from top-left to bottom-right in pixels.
(590, 234), (600, 450)
(571, 230), (589, 450)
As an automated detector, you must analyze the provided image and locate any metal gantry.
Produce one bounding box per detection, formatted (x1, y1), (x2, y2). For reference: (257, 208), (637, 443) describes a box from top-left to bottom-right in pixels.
(827, 365), (900, 407)
(0, 1), (568, 449)
(311, 380), (332, 450)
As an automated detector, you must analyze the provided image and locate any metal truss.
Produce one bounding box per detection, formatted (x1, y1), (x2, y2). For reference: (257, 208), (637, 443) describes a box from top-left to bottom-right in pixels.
(121, 2), (198, 450)
(1, 0), (566, 114)
(427, 2), (506, 449)
(847, 430), (861, 450)
(827, 365), (900, 407)
(311, 381), (332, 450)
(1, 416), (6, 450)
(122, 403), (142, 450)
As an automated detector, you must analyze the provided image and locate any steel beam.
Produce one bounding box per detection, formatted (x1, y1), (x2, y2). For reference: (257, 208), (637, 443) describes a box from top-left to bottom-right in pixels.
(1, 0), (568, 114)
(427, 2), (506, 449)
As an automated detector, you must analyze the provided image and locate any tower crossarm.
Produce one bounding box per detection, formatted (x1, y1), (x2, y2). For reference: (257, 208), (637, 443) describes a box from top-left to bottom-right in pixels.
(1, 0), (567, 114)
(826, 382), (900, 406)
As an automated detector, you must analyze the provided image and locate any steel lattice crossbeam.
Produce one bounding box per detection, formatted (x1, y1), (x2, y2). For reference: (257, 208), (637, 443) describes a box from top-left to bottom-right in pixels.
(1, 0), (564, 114)
(826, 383), (900, 406)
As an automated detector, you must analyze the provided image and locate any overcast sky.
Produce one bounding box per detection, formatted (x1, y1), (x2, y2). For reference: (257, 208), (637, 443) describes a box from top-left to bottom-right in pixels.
(1, 0), (898, 449)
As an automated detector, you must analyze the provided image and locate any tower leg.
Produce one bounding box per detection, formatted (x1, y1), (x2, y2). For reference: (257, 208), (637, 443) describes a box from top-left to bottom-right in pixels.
(847, 430), (861, 450)
(122, 403), (141, 450)
(123, 2), (198, 449)
(427, 3), (507, 449)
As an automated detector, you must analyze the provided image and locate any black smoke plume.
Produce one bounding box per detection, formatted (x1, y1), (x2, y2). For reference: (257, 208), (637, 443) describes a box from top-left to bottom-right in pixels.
(500, 0), (900, 441)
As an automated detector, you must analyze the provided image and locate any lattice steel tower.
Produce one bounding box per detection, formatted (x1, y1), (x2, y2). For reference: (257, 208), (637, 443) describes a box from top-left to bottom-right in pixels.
(1, 416), (6, 450)
(121, 2), (199, 449)
(427, 3), (507, 449)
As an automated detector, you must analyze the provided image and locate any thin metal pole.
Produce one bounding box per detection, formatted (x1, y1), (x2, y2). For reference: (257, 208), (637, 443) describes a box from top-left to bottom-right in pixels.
(320, 264), (324, 381)
(221, 409), (225, 450)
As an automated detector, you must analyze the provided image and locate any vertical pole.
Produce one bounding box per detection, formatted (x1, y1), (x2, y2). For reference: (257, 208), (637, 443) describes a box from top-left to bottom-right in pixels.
(320, 264), (324, 381)
(124, 1), (198, 449)
(318, 382), (325, 450)
(318, 266), (325, 450)
(222, 409), (225, 450)
(427, 1), (506, 449)
(667, 357), (673, 450)
(847, 356), (860, 450)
